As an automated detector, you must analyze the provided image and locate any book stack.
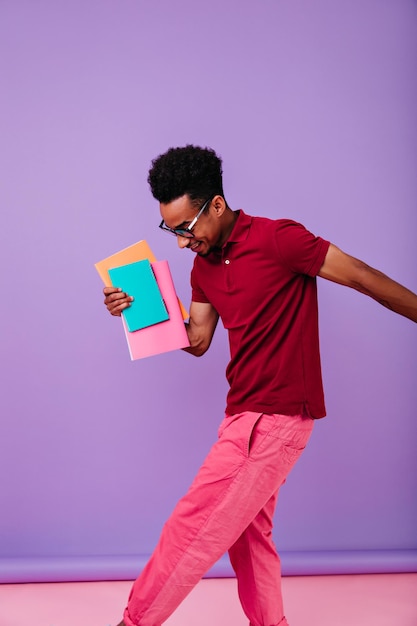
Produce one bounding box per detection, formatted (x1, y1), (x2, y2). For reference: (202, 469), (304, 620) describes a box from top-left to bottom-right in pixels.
(95, 241), (190, 359)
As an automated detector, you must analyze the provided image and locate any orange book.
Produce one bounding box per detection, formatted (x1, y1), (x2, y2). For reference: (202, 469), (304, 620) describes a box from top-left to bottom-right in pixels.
(94, 240), (157, 286)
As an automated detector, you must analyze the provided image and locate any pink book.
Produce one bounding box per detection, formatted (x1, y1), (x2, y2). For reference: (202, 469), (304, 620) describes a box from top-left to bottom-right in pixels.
(122, 260), (190, 360)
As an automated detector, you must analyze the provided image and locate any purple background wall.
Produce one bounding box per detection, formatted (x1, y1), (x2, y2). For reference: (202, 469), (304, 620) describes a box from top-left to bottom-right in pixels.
(1, 0), (416, 583)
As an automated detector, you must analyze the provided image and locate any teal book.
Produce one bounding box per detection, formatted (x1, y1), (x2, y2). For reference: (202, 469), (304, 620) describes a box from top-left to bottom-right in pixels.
(108, 259), (169, 332)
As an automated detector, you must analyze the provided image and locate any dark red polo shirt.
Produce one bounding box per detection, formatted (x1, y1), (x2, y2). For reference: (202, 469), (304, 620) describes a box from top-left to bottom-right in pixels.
(191, 210), (330, 419)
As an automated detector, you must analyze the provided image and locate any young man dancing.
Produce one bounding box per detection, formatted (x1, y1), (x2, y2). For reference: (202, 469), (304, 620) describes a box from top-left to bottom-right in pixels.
(104, 145), (417, 626)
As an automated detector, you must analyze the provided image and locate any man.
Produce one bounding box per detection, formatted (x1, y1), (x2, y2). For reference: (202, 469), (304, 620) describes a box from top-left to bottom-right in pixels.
(104, 145), (417, 626)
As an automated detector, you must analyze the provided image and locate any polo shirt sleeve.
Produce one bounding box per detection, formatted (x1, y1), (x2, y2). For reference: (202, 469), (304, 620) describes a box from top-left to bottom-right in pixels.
(274, 219), (330, 277)
(191, 262), (210, 303)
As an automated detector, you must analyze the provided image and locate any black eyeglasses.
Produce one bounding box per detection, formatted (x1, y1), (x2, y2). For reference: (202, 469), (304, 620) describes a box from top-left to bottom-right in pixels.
(159, 198), (211, 238)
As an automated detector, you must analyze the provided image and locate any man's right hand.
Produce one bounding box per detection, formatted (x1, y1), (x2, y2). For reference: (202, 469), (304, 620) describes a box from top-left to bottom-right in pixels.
(103, 286), (133, 317)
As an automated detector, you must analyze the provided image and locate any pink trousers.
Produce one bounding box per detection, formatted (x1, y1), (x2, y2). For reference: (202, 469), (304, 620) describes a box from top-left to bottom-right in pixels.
(123, 411), (314, 626)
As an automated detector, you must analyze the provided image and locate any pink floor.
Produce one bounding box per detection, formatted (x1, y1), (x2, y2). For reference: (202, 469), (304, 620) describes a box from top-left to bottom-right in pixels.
(0, 574), (416, 626)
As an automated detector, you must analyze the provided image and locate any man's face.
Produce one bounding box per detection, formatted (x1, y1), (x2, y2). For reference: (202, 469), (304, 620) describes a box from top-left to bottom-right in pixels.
(160, 194), (222, 257)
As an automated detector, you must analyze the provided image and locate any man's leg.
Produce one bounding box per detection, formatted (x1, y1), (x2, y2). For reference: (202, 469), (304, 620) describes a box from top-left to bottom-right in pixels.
(121, 412), (313, 626)
(229, 490), (285, 626)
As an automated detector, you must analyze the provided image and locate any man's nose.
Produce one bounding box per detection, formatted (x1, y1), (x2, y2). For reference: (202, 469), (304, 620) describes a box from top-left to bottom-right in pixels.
(177, 235), (190, 249)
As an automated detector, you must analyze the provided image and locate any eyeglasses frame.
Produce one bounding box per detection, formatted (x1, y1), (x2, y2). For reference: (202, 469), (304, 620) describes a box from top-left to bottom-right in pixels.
(158, 198), (212, 238)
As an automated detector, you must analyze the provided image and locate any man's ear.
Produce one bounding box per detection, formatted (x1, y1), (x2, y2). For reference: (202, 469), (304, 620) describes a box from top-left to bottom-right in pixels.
(211, 195), (227, 217)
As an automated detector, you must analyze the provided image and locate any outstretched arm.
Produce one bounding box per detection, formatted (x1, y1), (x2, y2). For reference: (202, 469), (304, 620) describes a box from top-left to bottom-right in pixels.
(183, 301), (219, 357)
(318, 244), (417, 323)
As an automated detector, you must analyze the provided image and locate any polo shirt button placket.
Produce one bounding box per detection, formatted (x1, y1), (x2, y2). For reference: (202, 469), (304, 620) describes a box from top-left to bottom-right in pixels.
(223, 257), (231, 290)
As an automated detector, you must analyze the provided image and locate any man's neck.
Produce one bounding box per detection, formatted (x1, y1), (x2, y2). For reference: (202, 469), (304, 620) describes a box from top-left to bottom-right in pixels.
(217, 207), (238, 248)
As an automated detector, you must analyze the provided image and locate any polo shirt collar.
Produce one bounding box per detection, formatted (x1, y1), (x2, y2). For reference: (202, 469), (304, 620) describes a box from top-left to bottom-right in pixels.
(224, 209), (252, 246)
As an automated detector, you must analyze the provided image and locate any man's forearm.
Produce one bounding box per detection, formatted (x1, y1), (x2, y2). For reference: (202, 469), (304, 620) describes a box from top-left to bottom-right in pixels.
(353, 265), (417, 323)
(182, 322), (210, 356)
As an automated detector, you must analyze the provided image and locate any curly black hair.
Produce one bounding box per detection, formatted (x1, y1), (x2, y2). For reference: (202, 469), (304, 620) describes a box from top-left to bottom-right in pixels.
(147, 145), (225, 206)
